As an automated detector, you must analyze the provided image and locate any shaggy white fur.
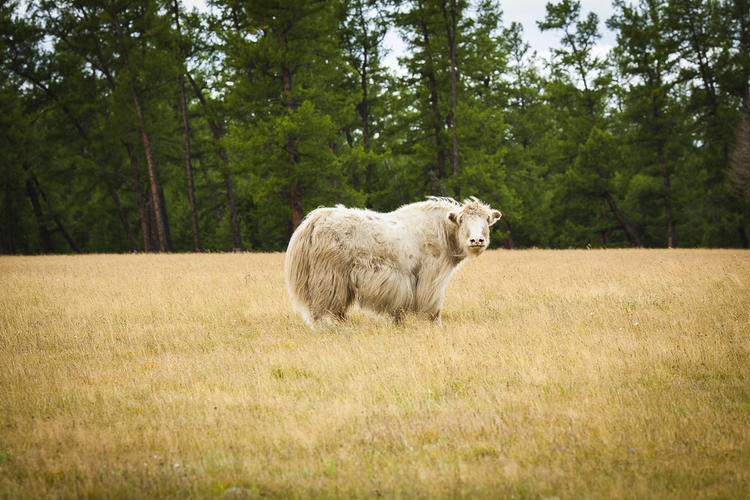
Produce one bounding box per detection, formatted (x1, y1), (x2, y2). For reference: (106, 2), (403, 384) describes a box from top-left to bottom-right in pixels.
(284, 197), (501, 328)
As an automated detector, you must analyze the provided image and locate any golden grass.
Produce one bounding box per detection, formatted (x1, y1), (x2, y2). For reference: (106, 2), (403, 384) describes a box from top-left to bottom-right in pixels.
(0, 249), (748, 498)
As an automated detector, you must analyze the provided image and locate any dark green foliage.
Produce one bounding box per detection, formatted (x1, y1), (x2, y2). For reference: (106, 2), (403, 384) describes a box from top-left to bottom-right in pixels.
(0, 0), (747, 253)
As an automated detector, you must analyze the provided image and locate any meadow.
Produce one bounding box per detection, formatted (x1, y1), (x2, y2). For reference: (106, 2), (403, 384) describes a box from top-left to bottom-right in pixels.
(0, 249), (748, 498)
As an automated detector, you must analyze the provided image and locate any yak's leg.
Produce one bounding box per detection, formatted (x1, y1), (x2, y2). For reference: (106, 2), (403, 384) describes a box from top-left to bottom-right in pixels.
(311, 300), (352, 329)
(305, 264), (354, 327)
(414, 263), (454, 325)
(391, 309), (405, 326)
(429, 310), (443, 326)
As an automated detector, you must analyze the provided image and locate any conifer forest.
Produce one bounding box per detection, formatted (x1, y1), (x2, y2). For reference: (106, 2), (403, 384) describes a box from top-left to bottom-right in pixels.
(1, 0), (749, 253)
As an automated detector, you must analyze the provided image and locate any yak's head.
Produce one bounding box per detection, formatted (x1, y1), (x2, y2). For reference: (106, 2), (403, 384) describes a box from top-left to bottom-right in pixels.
(447, 197), (502, 256)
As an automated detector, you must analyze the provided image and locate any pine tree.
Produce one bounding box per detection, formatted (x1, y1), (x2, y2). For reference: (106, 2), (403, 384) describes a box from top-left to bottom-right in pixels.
(541, 0), (641, 247)
(217, 0), (357, 245)
(339, 0), (391, 207)
(609, 0), (682, 247)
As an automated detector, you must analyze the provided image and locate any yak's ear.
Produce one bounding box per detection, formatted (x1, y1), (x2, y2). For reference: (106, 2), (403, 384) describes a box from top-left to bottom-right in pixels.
(488, 209), (502, 226)
(448, 211), (460, 225)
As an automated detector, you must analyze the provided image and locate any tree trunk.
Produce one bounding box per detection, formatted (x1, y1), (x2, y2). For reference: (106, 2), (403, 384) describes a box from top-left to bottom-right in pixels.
(51, 214), (81, 253)
(360, 51), (374, 199)
(290, 178), (303, 232)
(224, 173), (242, 251)
(199, 164), (223, 225)
(29, 172), (82, 253)
(419, 13), (446, 186)
(25, 176), (53, 253)
(173, 0), (201, 252)
(110, 4), (168, 252)
(287, 140), (304, 234)
(600, 196), (610, 245)
(684, 10), (717, 110)
(503, 218), (515, 249)
(660, 149), (677, 248)
(281, 34), (304, 235)
(360, 49), (370, 153)
(122, 140), (151, 252)
(217, 154), (242, 251)
(158, 185), (173, 251)
(605, 193), (643, 247)
(186, 72), (243, 250)
(729, 95), (750, 200)
(87, 35), (151, 252)
(3, 181), (14, 254)
(558, 23), (594, 117)
(179, 73), (201, 251)
(736, 0), (750, 103)
(132, 88), (167, 251)
(107, 181), (138, 252)
(87, 38), (151, 252)
(148, 199), (159, 252)
(443, 0), (460, 198)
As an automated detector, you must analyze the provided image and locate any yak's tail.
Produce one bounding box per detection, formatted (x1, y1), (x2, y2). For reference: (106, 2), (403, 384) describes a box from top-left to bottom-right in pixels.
(284, 212), (317, 327)
(284, 207), (353, 328)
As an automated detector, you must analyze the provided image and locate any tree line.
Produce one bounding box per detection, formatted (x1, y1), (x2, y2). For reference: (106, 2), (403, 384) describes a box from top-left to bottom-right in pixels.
(1, 0), (748, 254)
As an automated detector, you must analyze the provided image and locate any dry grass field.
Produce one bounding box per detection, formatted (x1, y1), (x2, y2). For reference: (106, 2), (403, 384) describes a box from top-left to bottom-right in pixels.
(0, 249), (748, 498)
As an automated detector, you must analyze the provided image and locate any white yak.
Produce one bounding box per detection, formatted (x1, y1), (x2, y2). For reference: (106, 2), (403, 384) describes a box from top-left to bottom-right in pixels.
(284, 197), (501, 327)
